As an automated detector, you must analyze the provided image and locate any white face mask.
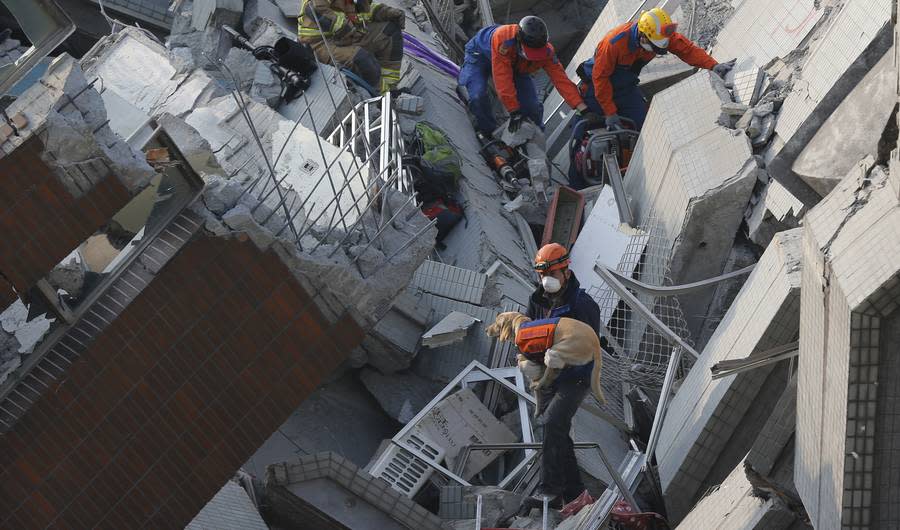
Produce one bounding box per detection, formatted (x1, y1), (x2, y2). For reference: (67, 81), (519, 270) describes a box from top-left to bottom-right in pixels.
(542, 276), (562, 293)
(640, 40), (654, 52)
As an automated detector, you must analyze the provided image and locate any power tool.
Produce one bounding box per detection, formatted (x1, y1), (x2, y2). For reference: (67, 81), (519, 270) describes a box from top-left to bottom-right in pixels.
(477, 132), (522, 184)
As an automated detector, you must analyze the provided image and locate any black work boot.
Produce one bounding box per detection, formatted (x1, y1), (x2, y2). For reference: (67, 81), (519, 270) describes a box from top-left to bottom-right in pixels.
(517, 492), (563, 516)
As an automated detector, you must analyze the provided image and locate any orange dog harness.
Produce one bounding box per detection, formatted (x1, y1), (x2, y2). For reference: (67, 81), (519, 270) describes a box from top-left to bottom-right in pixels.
(515, 317), (560, 363)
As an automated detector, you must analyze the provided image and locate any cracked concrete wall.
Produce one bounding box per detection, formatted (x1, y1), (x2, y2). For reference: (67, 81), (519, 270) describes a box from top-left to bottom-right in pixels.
(83, 28), (367, 231)
(655, 229), (801, 521)
(0, 55), (154, 299)
(797, 162), (900, 529)
(623, 70), (757, 339)
(675, 458), (798, 530)
(791, 48), (897, 197)
(767, 0), (893, 201)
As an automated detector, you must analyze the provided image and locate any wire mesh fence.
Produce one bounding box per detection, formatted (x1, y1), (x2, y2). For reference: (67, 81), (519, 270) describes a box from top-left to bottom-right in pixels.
(587, 214), (695, 423)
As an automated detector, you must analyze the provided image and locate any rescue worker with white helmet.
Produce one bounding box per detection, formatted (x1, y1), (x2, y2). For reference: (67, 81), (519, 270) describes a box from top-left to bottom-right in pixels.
(576, 7), (736, 130)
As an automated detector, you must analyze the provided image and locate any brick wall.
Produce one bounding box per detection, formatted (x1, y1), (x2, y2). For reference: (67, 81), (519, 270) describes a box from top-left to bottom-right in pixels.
(0, 135), (132, 306)
(0, 233), (364, 528)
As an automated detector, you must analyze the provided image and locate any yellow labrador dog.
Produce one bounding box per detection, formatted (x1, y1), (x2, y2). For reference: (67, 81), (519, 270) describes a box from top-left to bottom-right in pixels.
(485, 311), (605, 405)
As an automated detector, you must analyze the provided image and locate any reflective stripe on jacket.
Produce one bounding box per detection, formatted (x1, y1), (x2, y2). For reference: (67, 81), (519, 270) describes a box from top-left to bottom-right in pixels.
(298, 0), (380, 40)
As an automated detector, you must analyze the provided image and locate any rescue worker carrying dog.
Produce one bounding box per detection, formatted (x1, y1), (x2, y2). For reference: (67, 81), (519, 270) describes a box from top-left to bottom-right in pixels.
(579, 7), (735, 130)
(525, 243), (602, 509)
(298, 0), (406, 94)
(458, 16), (600, 136)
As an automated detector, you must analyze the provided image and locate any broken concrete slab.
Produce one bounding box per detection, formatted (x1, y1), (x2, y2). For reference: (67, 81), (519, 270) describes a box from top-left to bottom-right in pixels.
(243, 0), (295, 40)
(623, 70), (758, 339)
(796, 161), (900, 528)
(768, 0), (893, 194)
(791, 49), (897, 197)
(674, 459), (798, 530)
(244, 373), (399, 475)
(359, 369), (445, 424)
(412, 260), (487, 305)
(410, 295), (499, 383)
(186, 480), (268, 530)
(656, 229), (802, 522)
(421, 311), (479, 348)
(275, 63), (352, 135)
(412, 388), (516, 479)
(82, 28), (223, 119)
(745, 173), (806, 248)
(711, 0), (823, 104)
(3, 55), (156, 195)
(271, 0), (300, 18)
(352, 290), (430, 373)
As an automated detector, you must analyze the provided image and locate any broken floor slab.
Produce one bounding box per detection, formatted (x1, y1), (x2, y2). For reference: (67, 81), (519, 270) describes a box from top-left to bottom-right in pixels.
(655, 229), (802, 522)
(711, 0), (823, 105)
(768, 0), (893, 189)
(675, 459), (798, 530)
(360, 369), (445, 424)
(623, 70), (758, 339)
(791, 49), (897, 197)
(421, 310), (480, 348)
(244, 373), (399, 476)
(745, 172), (806, 248)
(186, 480), (268, 530)
(796, 162), (900, 528)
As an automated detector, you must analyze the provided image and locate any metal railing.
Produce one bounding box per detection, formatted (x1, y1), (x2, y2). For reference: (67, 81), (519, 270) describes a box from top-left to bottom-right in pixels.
(326, 91), (415, 198)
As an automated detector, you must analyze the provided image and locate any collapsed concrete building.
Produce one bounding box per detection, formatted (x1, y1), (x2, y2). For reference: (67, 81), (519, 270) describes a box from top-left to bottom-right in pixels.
(0, 0), (899, 528)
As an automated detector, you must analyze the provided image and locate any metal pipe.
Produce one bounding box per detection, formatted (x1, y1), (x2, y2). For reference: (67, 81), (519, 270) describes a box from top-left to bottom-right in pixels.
(324, 166), (399, 256)
(594, 264), (702, 360)
(645, 346), (683, 460)
(347, 192), (419, 262)
(364, 218), (437, 278)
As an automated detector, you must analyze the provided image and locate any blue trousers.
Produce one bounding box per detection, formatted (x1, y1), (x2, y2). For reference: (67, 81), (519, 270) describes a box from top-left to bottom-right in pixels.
(581, 66), (648, 130)
(458, 48), (543, 134)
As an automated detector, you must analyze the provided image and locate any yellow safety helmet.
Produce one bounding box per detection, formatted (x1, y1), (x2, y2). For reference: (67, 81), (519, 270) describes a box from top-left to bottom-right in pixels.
(637, 7), (678, 49)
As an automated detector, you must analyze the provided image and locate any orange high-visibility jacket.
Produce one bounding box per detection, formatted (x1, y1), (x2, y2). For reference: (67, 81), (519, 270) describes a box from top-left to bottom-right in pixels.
(489, 24), (584, 113)
(592, 21), (717, 115)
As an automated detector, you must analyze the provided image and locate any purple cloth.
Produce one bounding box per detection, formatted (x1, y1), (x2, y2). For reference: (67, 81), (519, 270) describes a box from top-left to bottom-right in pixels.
(403, 33), (461, 78)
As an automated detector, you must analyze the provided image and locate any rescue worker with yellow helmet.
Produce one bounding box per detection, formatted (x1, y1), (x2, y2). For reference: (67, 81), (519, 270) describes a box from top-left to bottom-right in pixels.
(523, 243), (603, 509)
(576, 7), (736, 130)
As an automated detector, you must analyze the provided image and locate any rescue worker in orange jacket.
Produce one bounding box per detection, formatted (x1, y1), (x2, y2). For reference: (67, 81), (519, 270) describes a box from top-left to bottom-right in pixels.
(578, 7), (735, 130)
(458, 16), (599, 136)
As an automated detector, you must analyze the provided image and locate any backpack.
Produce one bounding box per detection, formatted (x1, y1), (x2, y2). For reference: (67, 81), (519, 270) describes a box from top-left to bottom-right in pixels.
(408, 122), (465, 242)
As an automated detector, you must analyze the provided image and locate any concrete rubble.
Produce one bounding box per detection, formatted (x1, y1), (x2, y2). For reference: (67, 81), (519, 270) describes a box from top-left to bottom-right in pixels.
(655, 229), (802, 520)
(421, 310), (480, 348)
(1, 0), (900, 527)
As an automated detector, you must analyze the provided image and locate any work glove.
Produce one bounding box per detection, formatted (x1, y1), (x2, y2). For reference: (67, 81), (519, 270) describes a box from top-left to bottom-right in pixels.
(578, 110), (602, 128)
(507, 111), (530, 134)
(604, 113), (623, 131)
(712, 58), (737, 78)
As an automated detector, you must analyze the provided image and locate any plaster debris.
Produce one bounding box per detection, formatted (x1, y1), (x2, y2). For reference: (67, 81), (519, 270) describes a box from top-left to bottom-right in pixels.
(421, 311), (480, 348)
(0, 300), (54, 354)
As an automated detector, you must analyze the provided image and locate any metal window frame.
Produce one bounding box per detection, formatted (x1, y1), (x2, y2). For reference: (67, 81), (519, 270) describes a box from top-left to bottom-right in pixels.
(389, 360), (536, 487)
(0, 0), (75, 95)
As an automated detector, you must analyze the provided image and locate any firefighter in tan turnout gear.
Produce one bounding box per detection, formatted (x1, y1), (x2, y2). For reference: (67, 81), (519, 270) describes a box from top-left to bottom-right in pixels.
(298, 0), (406, 93)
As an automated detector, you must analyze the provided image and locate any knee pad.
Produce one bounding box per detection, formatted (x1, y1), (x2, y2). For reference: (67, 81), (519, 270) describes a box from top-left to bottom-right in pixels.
(352, 49), (381, 87)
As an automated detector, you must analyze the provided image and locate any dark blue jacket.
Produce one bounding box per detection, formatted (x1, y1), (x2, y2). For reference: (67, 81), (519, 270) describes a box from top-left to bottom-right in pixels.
(527, 272), (601, 385)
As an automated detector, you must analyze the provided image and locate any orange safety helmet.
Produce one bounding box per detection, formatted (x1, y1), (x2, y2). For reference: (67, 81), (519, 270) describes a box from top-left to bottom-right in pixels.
(534, 243), (571, 272)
